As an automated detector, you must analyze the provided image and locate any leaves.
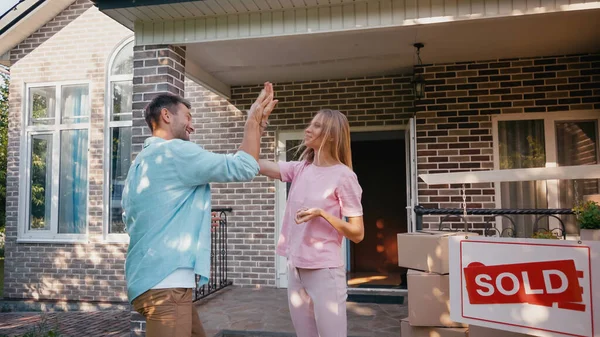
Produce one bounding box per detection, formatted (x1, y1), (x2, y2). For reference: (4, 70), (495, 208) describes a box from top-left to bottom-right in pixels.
(573, 200), (600, 230)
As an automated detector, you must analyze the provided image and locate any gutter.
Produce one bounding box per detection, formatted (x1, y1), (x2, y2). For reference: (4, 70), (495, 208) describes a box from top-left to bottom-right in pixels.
(0, 0), (46, 37)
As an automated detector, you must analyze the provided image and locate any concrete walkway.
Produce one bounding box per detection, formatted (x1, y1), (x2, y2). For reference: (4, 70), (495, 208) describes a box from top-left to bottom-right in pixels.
(0, 286), (406, 337)
(0, 311), (129, 336)
(197, 287), (407, 337)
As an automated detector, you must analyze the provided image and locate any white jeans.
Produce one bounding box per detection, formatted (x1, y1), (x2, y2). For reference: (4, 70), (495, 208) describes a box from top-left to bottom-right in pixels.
(287, 261), (348, 337)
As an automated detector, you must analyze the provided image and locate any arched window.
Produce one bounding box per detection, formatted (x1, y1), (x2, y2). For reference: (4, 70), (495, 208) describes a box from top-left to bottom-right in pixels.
(105, 38), (133, 238)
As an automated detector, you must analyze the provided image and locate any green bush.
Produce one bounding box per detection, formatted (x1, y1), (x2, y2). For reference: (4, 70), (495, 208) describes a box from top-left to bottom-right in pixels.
(573, 200), (600, 230)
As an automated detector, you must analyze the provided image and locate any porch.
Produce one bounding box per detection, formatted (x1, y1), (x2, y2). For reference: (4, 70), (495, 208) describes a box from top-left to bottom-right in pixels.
(194, 286), (406, 337)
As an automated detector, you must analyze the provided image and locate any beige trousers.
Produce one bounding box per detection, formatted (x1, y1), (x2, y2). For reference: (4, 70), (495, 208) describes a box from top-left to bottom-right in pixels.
(133, 288), (207, 337)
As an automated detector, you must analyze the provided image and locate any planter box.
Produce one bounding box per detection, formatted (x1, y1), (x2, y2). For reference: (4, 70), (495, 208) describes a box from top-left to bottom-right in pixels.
(580, 228), (600, 241)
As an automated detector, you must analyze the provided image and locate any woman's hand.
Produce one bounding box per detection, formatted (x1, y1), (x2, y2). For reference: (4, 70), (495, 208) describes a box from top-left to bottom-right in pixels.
(295, 208), (364, 243)
(295, 208), (323, 224)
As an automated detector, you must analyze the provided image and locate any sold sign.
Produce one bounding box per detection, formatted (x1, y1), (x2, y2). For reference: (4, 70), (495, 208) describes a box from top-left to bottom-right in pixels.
(449, 238), (598, 337)
(463, 260), (585, 311)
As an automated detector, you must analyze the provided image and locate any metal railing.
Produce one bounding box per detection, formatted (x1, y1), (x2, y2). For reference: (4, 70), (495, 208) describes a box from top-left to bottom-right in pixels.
(413, 205), (574, 239)
(194, 207), (233, 301)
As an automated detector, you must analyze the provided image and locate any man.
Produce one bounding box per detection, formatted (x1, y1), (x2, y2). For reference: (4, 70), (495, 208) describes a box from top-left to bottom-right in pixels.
(122, 83), (278, 337)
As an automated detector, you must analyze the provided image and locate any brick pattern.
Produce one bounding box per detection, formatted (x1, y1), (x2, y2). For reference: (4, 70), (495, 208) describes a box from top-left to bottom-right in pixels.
(131, 45), (186, 157)
(130, 311), (145, 337)
(5, 6), (132, 302)
(184, 75), (414, 287)
(415, 53), (600, 229)
(10, 0), (93, 64)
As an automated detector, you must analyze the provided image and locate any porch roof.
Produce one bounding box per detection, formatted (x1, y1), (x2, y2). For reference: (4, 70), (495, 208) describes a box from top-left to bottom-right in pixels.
(92, 0), (600, 98)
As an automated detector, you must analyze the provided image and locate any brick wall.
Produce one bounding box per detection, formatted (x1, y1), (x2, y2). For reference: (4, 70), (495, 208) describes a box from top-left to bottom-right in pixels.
(131, 44), (186, 157)
(10, 0), (93, 64)
(5, 5), (132, 302)
(415, 53), (600, 229)
(186, 75), (415, 286)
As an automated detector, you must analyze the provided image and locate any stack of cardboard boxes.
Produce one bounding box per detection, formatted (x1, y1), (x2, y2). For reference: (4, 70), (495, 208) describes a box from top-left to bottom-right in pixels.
(397, 230), (531, 337)
(397, 230), (471, 337)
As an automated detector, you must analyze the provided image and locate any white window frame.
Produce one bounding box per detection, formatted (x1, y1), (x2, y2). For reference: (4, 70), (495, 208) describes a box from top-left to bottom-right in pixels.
(104, 36), (134, 243)
(18, 80), (92, 243)
(492, 110), (600, 231)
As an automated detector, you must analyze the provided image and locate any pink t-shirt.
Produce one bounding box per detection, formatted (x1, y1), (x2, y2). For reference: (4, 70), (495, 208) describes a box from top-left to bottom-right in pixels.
(276, 160), (363, 269)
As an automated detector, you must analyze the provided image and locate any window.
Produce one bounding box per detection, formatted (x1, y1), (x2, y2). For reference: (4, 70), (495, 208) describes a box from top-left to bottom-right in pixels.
(105, 38), (133, 240)
(20, 82), (90, 241)
(494, 111), (600, 236)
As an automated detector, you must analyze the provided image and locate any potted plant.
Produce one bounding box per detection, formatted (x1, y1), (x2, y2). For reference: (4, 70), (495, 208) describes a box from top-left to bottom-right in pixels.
(573, 200), (600, 241)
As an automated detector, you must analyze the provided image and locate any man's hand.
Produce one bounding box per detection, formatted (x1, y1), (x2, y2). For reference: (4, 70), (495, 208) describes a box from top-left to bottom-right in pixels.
(248, 82), (278, 128)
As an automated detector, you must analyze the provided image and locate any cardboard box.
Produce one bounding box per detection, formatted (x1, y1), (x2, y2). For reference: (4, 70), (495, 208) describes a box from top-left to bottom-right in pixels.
(407, 269), (467, 328)
(469, 325), (531, 337)
(397, 230), (478, 274)
(401, 319), (468, 337)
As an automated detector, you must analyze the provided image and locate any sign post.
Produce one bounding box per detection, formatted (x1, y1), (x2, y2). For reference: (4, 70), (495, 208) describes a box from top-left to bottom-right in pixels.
(449, 236), (600, 337)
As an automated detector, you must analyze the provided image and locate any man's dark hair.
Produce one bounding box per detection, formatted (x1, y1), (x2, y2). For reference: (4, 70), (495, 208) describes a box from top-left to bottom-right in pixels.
(144, 94), (191, 131)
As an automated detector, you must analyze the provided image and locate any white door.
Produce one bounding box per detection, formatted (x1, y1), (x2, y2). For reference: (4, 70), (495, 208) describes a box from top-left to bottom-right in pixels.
(405, 118), (418, 232)
(275, 131), (349, 288)
(275, 132), (302, 288)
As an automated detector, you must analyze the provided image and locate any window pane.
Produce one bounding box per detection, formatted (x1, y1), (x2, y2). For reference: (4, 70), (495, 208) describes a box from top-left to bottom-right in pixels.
(30, 135), (53, 230)
(61, 85), (89, 124)
(58, 130), (88, 234)
(29, 87), (56, 125)
(498, 120), (546, 169)
(498, 120), (546, 237)
(556, 121), (599, 234)
(109, 127), (132, 234)
(111, 81), (132, 121)
(111, 41), (133, 75)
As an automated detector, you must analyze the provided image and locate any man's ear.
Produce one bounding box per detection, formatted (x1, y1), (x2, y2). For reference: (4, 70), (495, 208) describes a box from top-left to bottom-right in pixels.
(160, 108), (171, 124)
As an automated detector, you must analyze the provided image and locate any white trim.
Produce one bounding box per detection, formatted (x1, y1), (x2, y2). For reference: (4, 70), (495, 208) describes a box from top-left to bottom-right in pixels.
(419, 164), (600, 185)
(128, 0), (600, 46)
(104, 36), (134, 243)
(274, 130), (302, 288)
(18, 81), (92, 242)
(17, 238), (90, 244)
(407, 118), (418, 232)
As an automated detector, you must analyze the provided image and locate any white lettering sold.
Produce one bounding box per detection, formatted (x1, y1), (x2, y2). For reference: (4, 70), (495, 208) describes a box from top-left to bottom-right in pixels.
(542, 270), (568, 294)
(473, 270), (569, 296)
(475, 274), (494, 296)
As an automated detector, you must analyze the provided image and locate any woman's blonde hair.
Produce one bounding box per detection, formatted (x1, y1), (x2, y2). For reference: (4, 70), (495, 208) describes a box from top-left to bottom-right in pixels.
(298, 109), (353, 169)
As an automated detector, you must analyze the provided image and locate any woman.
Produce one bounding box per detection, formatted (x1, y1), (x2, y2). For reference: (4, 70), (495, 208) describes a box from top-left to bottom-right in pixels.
(259, 109), (365, 337)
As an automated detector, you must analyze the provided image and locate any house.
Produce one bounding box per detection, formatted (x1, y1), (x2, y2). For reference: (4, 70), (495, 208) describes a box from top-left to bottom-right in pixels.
(0, 0), (599, 324)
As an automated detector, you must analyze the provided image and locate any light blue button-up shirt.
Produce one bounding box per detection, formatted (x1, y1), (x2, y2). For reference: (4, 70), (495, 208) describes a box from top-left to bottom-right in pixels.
(122, 137), (259, 302)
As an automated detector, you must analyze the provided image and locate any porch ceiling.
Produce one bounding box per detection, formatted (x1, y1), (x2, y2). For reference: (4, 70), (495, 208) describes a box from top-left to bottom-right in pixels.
(185, 9), (600, 86)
